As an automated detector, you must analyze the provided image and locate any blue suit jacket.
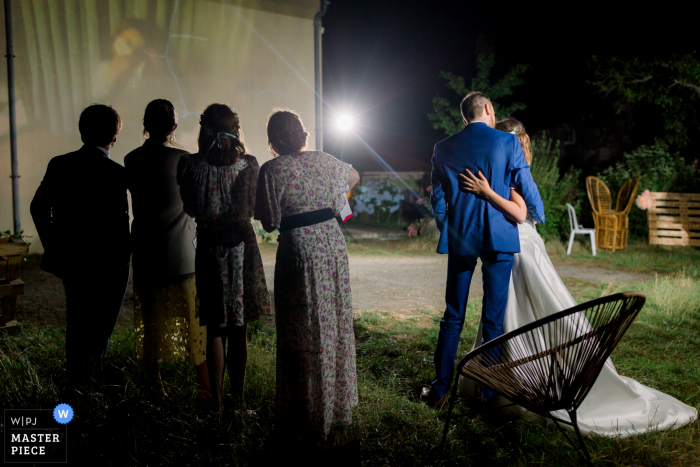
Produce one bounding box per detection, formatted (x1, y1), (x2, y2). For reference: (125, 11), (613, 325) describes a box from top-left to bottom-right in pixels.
(431, 122), (545, 256)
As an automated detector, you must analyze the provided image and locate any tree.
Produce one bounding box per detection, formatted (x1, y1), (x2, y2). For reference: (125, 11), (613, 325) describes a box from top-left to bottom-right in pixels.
(428, 40), (529, 136)
(591, 53), (700, 147)
(529, 137), (582, 241)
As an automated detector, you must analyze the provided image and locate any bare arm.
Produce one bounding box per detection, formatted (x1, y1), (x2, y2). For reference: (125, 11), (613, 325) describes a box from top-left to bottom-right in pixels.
(507, 190), (528, 224)
(458, 170), (528, 224)
(254, 163), (279, 233)
(348, 168), (360, 190)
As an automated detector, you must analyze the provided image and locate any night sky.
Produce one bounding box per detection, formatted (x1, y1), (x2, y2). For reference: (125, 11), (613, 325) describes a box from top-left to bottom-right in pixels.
(321, 1), (697, 173)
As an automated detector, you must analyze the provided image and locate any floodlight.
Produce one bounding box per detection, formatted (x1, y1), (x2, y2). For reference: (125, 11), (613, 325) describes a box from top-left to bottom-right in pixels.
(336, 114), (355, 132)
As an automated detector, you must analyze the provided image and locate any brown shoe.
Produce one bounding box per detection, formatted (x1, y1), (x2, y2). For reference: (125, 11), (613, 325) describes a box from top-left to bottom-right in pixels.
(420, 386), (447, 409)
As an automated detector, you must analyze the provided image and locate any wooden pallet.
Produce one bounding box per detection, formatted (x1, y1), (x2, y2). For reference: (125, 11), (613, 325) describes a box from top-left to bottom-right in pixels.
(647, 192), (700, 246)
(0, 237), (30, 327)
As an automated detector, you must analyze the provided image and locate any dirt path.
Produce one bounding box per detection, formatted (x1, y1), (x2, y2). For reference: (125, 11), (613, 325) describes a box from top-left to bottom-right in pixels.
(345, 255), (653, 316)
(14, 252), (654, 328)
(261, 250), (654, 317)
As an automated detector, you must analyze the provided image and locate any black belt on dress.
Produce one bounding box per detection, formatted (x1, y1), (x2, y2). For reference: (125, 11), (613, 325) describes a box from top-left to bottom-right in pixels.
(279, 208), (335, 233)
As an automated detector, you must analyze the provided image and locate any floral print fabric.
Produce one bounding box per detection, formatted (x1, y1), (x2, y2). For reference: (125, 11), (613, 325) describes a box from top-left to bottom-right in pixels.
(255, 151), (357, 437)
(177, 153), (271, 330)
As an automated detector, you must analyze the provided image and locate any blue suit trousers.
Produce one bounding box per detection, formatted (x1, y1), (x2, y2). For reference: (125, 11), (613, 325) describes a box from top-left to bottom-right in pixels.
(431, 251), (514, 398)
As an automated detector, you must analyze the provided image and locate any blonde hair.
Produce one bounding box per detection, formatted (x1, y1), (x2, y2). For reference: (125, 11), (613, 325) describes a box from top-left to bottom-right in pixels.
(495, 117), (532, 165)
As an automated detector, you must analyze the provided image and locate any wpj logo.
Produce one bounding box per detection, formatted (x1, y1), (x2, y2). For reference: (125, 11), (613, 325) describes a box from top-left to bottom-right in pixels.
(53, 404), (73, 424)
(4, 405), (71, 463)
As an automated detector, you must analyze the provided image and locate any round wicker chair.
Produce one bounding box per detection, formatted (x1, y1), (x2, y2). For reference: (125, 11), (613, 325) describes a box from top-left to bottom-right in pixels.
(586, 177), (638, 252)
(440, 292), (647, 465)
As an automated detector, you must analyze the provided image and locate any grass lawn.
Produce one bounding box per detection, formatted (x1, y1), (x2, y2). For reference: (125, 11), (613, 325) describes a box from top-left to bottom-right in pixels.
(1, 240), (698, 466)
(545, 238), (700, 279)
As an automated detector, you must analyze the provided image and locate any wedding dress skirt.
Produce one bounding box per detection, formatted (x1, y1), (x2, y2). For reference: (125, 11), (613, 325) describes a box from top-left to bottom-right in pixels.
(459, 217), (697, 437)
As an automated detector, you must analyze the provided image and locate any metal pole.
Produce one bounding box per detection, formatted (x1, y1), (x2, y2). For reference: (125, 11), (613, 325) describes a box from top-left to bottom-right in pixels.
(314, 0), (329, 151)
(4, 0), (20, 233)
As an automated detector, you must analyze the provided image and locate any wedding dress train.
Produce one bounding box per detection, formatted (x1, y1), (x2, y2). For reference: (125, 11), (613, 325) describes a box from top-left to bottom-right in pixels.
(459, 216), (697, 437)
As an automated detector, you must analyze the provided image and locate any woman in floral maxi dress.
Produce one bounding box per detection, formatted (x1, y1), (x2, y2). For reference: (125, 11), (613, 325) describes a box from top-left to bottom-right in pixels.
(177, 104), (271, 412)
(255, 110), (360, 440)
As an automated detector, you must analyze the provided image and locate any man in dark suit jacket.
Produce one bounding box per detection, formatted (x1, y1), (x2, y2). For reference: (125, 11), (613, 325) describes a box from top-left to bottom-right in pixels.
(422, 92), (545, 405)
(31, 104), (131, 386)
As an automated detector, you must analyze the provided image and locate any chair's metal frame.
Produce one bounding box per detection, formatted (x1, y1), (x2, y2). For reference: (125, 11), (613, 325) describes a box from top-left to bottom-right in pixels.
(440, 292), (646, 465)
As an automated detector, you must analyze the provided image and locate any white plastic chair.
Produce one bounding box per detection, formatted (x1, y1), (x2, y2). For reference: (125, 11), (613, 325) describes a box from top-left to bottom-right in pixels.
(566, 203), (596, 256)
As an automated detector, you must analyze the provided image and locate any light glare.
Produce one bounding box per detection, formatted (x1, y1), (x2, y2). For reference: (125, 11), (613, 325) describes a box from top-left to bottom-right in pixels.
(336, 114), (355, 132)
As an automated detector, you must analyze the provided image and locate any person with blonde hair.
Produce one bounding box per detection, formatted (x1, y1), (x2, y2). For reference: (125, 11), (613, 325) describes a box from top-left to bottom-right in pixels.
(255, 109), (360, 447)
(495, 117), (531, 163)
(459, 118), (697, 437)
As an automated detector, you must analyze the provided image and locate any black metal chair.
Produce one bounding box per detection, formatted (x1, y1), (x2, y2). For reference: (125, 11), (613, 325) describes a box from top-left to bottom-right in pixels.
(440, 292), (647, 465)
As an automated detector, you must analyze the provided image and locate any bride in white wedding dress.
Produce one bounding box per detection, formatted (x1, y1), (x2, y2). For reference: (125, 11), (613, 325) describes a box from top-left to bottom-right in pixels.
(457, 118), (697, 437)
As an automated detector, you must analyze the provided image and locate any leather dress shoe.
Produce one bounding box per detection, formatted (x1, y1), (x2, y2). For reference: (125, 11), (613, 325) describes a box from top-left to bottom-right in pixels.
(420, 386), (447, 409)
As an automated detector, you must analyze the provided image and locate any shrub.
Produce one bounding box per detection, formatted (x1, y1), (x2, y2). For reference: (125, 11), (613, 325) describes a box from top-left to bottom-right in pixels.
(597, 141), (700, 238)
(251, 219), (278, 243)
(352, 180), (406, 227)
(530, 137), (582, 241)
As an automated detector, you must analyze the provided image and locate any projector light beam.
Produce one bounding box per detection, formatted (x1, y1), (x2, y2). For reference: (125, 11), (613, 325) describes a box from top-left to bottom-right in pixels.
(143, 0), (208, 120)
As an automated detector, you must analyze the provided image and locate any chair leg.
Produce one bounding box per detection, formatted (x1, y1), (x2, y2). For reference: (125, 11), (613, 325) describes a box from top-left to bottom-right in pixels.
(440, 375), (462, 451)
(589, 232), (596, 256)
(567, 232), (575, 255)
(568, 409), (593, 465)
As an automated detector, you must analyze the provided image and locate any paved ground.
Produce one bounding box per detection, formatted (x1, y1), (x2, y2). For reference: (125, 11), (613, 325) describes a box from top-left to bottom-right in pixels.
(13, 249), (654, 328)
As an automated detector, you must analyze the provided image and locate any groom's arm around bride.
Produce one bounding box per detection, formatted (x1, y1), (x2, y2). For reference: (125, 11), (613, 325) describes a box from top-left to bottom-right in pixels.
(422, 92), (544, 406)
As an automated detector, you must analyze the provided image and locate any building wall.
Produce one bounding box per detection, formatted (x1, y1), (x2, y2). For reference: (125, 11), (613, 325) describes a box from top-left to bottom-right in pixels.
(0, 0), (318, 253)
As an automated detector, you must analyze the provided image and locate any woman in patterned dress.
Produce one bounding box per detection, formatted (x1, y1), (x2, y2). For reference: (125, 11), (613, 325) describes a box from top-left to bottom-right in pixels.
(177, 104), (271, 412)
(124, 99), (209, 399)
(255, 109), (360, 441)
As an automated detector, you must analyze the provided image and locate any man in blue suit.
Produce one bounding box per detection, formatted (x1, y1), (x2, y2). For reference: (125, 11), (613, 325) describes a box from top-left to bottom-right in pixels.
(421, 92), (545, 406)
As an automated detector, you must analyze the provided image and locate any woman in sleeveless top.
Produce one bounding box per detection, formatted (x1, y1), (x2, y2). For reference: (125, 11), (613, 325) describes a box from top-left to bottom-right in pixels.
(459, 118), (697, 437)
(255, 110), (361, 442)
(177, 104), (271, 413)
(124, 99), (208, 399)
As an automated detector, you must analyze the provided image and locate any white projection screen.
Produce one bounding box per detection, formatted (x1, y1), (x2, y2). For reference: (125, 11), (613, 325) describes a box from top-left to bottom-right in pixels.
(0, 0), (319, 252)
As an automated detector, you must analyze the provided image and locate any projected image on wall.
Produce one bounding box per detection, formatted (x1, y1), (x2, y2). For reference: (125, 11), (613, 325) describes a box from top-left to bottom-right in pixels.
(0, 0), (318, 251)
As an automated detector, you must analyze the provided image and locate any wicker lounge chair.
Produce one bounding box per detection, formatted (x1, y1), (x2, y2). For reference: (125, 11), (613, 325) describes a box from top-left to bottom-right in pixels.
(440, 292), (647, 465)
(586, 177), (638, 251)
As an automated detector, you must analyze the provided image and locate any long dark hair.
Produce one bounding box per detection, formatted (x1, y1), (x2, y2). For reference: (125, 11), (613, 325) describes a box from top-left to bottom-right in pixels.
(143, 99), (177, 145)
(198, 104), (246, 166)
(267, 109), (308, 156)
